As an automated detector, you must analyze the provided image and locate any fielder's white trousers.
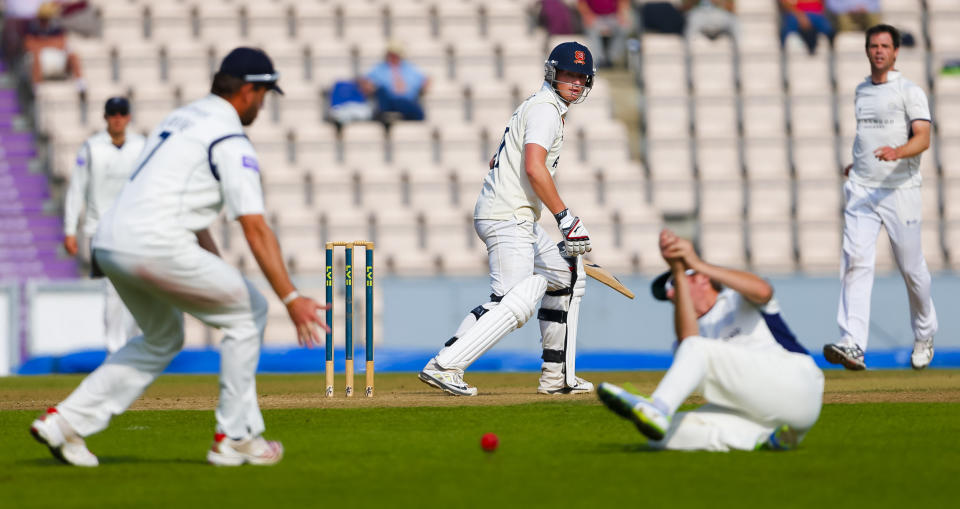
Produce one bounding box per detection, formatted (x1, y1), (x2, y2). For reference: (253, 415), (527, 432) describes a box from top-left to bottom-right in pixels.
(476, 219), (571, 295)
(837, 180), (938, 350)
(57, 246), (268, 439)
(103, 279), (139, 353)
(650, 337), (824, 452)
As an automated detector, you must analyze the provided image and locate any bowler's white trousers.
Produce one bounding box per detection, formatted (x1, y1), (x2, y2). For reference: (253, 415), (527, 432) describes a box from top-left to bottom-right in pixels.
(103, 279), (139, 353)
(57, 246), (268, 439)
(837, 180), (938, 350)
(650, 338), (824, 452)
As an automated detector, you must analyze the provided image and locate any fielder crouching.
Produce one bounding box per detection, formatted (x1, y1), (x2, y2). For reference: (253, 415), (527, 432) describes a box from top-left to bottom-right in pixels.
(598, 229), (824, 451)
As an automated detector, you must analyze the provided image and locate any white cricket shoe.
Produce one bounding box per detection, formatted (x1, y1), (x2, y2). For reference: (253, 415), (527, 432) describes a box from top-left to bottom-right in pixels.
(207, 434), (284, 466)
(597, 382), (670, 441)
(30, 407), (98, 467)
(418, 366), (478, 396)
(823, 343), (866, 371)
(910, 338), (934, 370)
(538, 376), (595, 395)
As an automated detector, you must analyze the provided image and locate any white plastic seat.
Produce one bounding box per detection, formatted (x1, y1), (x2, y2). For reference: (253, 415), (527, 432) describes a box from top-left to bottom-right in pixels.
(789, 95), (833, 138)
(738, 52), (782, 97)
(792, 137), (840, 179)
(785, 43), (831, 97)
(700, 222), (746, 268)
(747, 179), (792, 222)
(645, 97), (690, 140)
(742, 95), (786, 140)
(694, 97), (738, 140)
(699, 179), (744, 223)
(748, 221), (795, 274)
(795, 178), (842, 222)
(797, 219), (841, 273)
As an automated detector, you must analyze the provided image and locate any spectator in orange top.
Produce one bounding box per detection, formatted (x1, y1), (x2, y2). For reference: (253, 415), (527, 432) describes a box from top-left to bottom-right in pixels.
(780, 0), (835, 54)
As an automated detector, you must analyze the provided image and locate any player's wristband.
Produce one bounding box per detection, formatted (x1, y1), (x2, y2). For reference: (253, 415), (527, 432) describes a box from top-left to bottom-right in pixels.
(554, 208), (569, 225)
(282, 290), (300, 305)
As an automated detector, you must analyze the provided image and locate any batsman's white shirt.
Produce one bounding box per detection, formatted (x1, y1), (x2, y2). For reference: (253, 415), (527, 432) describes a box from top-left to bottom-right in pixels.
(849, 71), (930, 189)
(94, 94), (265, 255)
(474, 83), (567, 222)
(63, 129), (146, 237)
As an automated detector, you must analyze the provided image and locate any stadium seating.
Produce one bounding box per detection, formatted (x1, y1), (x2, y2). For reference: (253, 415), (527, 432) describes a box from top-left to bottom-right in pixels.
(18, 0), (960, 346)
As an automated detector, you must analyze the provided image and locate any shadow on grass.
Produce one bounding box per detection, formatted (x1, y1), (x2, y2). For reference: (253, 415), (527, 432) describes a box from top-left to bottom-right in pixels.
(19, 456), (207, 466)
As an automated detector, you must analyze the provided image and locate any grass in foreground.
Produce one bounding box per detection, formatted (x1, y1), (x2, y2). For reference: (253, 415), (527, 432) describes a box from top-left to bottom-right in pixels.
(2, 401), (959, 508)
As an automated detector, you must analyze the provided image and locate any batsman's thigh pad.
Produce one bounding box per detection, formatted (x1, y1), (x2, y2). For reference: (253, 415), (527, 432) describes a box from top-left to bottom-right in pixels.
(437, 275), (547, 371)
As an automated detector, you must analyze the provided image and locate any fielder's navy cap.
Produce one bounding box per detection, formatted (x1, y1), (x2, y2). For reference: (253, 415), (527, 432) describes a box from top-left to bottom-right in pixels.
(104, 97), (130, 115)
(650, 269), (696, 301)
(218, 47), (284, 95)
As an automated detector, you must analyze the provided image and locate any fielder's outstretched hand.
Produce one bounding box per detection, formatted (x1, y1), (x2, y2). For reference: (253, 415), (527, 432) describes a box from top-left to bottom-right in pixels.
(286, 297), (331, 348)
(659, 228), (701, 268)
(556, 209), (591, 255)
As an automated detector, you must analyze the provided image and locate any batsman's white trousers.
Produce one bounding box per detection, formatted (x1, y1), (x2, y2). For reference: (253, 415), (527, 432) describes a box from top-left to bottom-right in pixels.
(837, 180), (938, 350)
(476, 219), (571, 295)
(650, 338), (824, 452)
(57, 246), (268, 439)
(103, 279), (139, 354)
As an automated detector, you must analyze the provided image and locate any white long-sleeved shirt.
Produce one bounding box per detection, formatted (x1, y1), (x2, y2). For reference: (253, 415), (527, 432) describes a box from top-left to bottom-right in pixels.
(63, 129), (146, 237)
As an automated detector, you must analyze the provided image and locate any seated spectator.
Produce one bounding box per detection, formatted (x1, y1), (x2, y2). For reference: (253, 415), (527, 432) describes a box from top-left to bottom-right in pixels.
(825, 0), (881, 32)
(536, 0), (581, 35)
(358, 41), (429, 122)
(23, 1), (84, 87)
(682, 0), (739, 42)
(633, 1), (686, 36)
(578, 0), (631, 67)
(779, 0), (835, 55)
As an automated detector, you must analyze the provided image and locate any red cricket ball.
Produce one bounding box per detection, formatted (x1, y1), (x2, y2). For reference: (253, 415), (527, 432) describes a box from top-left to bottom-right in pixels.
(480, 432), (499, 452)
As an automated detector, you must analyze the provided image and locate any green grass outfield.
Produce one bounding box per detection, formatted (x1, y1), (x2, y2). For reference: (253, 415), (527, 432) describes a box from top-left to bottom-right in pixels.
(1, 372), (959, 508)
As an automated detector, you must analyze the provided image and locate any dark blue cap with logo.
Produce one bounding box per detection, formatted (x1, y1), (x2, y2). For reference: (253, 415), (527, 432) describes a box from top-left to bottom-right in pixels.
(104, 97), (130, 115)
(547, 42), (596, 77)
(218, 47), (283, 95)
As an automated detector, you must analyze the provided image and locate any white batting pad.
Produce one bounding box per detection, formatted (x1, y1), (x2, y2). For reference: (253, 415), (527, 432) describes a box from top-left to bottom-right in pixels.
(436, 275), (547, 371)
(564, 256), (586, 386)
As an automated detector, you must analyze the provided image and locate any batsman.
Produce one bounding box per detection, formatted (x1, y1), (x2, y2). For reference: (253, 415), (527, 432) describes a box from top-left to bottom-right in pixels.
(419, 42), (596, 396)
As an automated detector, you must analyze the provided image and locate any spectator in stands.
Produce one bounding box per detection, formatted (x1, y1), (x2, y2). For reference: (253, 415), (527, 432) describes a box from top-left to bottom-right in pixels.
(23, 1), (84, 88)
(536, 0), (582, 35)
(825, 0), (881, 32)
(779, 0), (835, 55)
(358, 41), (429, 122)
(2, 0), (43, 63)
(682, 0), (739, 43)
(578, 0), (631, 67)
(632, 0), (686, 36)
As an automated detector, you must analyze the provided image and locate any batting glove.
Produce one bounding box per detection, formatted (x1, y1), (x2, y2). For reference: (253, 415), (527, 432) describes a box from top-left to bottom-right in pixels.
(555, 209), (591, 255)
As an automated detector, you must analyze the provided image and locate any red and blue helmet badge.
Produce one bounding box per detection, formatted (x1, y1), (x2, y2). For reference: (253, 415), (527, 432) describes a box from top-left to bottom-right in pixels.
(574, 51), (586, 65)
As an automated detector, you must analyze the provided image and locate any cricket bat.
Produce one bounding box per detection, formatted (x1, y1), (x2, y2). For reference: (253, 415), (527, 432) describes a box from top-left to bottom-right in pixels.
(583, 259), (635, 299)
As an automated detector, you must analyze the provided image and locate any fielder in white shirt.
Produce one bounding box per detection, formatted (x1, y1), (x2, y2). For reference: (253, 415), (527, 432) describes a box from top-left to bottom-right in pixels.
(62, 97), (145, 353)
(30, 48), (329, 467)
(598, 229), (824, 452)
(418, 42), (596, 396)
(823, 24), (937, 371)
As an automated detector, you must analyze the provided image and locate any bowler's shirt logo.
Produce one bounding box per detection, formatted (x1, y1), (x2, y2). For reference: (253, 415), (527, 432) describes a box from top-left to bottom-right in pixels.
(242, 155), (259, 172)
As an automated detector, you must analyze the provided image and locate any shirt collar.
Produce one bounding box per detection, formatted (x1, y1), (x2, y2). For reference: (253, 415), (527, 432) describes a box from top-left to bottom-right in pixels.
(204, 94), (244, 127)
(541, 82), (569, 116)
(868, 70), (901, 85)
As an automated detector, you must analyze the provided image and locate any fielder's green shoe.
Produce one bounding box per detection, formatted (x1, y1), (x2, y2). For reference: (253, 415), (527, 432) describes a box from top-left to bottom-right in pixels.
(597, 382), (670, 441)
(756, 425), (800, 451)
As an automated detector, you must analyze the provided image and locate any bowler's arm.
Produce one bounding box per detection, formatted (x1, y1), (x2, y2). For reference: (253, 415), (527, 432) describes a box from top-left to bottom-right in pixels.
(875, 119), (931, 161)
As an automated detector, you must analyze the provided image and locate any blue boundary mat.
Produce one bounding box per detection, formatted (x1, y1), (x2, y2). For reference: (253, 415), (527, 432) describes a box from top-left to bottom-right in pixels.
(17, 347), (960, 374)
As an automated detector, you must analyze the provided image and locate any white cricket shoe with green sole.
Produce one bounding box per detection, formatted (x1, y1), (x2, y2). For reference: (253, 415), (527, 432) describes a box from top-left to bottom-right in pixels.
(597, 382), (670, 441)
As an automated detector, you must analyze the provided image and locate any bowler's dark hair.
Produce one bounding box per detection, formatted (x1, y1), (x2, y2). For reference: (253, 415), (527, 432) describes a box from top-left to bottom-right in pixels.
(210, 72), (267, 98)
(865, 24), (900, 49)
